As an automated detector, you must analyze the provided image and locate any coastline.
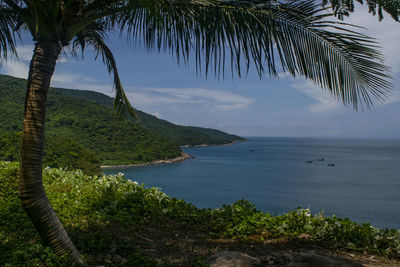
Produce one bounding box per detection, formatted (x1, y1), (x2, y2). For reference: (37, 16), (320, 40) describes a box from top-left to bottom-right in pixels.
(180, 139), (246, 148)
(100, 152), (193, 170)
(101, 139), (244, 170)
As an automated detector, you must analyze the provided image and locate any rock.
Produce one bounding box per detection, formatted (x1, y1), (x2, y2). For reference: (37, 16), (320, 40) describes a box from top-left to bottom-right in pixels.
(285, 252), (363, 267)
(207, 251), (260, 267)
(298, 233), (312, 239)
(113, 255), (127, 265)
(145, 248), (157, 255)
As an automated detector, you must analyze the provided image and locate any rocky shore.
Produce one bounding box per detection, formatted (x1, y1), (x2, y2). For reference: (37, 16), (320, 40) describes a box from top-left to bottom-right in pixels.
(100, 152), (193, 170)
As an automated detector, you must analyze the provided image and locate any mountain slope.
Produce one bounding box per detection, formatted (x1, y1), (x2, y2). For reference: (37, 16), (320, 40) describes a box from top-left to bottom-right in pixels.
(0, 132), (101, 175)
(0, 75), (181, 165)
(56, 87), (245, 146)
(0, 74), (244, 166)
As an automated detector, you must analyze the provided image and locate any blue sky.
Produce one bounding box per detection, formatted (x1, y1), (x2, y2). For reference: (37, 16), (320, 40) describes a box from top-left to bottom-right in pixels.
(1, 4), (400, 138)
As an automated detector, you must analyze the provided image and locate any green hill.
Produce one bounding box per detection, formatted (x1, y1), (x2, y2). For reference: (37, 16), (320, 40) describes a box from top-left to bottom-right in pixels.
(55, 87), (245, 146)
(0, 75), (181, 166)
(0, 74), (244, 166)
(0, 132), (101, 175)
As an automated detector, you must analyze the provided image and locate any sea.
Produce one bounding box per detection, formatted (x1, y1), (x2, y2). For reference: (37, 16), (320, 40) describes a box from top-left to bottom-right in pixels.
(103, 137), (400, 229)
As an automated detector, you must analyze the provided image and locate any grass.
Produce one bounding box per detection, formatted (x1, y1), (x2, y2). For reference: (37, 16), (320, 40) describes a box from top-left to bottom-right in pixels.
(0, 161), (399, 266)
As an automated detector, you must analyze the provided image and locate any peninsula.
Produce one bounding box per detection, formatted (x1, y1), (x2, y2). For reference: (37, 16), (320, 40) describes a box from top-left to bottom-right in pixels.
(0, 74), (244, 171)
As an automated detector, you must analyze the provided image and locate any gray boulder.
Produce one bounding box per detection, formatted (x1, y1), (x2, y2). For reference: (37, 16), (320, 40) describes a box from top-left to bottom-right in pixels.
(207, 251), (260, 267)
(286, 252), (363, 267)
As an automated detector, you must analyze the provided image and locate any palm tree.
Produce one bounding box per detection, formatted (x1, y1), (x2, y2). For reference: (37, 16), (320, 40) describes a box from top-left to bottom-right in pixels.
(0, 0), (392, 264)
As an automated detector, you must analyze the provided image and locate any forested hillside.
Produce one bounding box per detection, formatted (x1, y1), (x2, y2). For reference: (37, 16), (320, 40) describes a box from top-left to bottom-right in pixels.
(0, 74), (243, 166)
(0, 132), (101, 175)
(0, 75), (181, 166)
(56, 87), (245, 146)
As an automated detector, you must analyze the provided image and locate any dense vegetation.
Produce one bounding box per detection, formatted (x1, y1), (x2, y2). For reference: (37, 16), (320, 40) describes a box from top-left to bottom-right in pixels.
(0, 74), (244, 166)
(0, 75), (180, 165)
(56, 87), (245, 146)
(1, 162), (398, 266)
(0, 132), (101, 176)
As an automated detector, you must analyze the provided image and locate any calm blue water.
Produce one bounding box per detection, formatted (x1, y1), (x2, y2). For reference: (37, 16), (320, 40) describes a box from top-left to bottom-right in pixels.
(103, 137), (400, 229)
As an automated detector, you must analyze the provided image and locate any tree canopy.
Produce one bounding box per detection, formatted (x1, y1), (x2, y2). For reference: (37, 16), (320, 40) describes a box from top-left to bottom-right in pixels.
(324, 0), (400, 21)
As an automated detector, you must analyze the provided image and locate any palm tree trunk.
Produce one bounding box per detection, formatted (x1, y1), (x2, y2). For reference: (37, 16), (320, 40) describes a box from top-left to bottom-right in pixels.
(19, 42), (85, 265)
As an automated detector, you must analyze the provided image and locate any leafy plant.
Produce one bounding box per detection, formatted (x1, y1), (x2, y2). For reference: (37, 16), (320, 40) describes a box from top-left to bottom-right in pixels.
(1, 161), (398, 266)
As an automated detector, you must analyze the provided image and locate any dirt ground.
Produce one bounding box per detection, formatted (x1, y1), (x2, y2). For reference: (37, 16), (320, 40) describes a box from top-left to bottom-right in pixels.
(94, 221), (400, 266)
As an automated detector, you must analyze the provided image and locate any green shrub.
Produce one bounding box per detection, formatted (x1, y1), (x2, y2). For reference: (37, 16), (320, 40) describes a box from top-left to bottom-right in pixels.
(213, 204), (400, 258)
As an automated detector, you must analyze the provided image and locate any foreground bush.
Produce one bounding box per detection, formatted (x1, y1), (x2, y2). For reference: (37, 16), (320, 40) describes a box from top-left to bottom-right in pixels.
(0, 161), (398, 266)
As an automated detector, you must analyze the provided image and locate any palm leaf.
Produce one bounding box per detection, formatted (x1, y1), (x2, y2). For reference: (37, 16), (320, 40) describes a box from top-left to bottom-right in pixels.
(0, 3), (20, 60)
(70, 23), (136, 117)
(114, 0), (392, 110)
(323, 0), (400, 21)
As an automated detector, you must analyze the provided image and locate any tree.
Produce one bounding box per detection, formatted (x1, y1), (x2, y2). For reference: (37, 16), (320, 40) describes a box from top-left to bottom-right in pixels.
(323, 0), (400, 21)
(0, 0), (392, 265)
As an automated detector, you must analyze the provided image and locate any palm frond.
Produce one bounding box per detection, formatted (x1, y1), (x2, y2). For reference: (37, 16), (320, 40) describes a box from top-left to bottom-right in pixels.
(114, 0), (392, 110)
(70, 23), (136, 118)
(323, 0), (400, 21)
(0, 3), (20, 60)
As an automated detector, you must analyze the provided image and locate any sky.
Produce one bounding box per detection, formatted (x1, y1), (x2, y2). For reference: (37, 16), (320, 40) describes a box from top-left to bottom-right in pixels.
(1, 3), (400, 138)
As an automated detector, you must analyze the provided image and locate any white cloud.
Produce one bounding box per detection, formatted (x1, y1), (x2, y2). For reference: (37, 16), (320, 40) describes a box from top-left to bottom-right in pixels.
(8, 44), (70, 63)
(52, 72), (87, 84)
(126, 91), (196, 105)
(0, 44), (253, 113)
(292, 79), (400, 113)
(384, 88), (400, 104)
(5, 60), (255, 112)
(291, 80), (343, 113)
(13, 45), (34, 61)
(51, 79), (114, 96)
(215, 103), (250, 111)
(1, 60), (29, 78)
(0, 45), (31, 78)
(126, 87), (254, 111)
(0, 44), (75, 79)
(153, 112), (162, 118)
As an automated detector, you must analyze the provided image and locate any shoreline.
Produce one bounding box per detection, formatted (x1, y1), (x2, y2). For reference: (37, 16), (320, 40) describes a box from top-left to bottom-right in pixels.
(100, 152), (194, 170)
(101, 139), (244, 170)
(180, 139), (246, 148)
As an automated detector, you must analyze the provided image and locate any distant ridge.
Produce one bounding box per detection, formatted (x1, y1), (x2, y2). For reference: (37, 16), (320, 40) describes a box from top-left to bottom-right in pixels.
(55, 87), (245, 146)
(0, 74), (244, 166)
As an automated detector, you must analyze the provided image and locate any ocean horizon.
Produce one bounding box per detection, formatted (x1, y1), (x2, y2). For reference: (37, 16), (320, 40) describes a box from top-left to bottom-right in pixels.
(103, 137), (400, 229)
